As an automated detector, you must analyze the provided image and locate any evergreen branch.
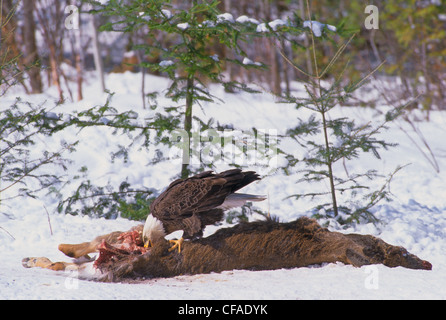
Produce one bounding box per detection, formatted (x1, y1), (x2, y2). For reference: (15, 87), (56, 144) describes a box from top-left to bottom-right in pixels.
(348, 60), (386, 93)
(278, 47), (314, 78)
(0, 142), (76, 194)
(319, 33), (356, 79)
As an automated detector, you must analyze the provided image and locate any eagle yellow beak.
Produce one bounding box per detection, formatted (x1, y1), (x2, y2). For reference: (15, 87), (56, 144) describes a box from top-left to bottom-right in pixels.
(144, 240), (152, 248)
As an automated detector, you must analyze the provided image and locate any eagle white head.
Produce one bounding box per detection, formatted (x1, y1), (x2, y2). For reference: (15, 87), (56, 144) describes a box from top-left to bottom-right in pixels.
(142, 214), (166, 248)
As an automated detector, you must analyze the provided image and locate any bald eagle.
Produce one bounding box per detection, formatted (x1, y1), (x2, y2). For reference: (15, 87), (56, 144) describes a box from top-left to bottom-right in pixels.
(142, 169), (265, 253)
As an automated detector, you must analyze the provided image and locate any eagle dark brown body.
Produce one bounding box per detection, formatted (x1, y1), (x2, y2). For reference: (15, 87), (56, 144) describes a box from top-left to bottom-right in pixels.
(149, 169), (263, 240)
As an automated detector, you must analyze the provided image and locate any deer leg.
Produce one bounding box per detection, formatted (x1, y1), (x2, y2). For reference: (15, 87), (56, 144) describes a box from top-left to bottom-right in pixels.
(22, 257), (72, 271)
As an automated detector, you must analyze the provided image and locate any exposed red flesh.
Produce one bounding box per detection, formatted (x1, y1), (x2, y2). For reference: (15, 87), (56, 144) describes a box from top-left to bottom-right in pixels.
(94, 230), (149, 270)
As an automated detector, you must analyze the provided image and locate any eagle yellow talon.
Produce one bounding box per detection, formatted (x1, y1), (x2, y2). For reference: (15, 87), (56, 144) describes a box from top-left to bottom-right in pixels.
(168, 238), (184, 253)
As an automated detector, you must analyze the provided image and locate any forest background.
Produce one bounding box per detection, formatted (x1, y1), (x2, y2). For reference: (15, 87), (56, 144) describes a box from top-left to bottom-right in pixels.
(3, 0), (445, 112)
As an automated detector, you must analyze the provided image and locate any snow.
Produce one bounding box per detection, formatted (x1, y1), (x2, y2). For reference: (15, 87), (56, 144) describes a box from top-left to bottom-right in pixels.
(216, 13), (235, 24)
(177, 22), (189, 31)
(123, 51), (137, 58)
(303, 20), (337, 37)
(159, 60), (175, 67)
(161, 9), (172, 19)
(236, 15), (260, 25)
(1, 70), (446, 299)
(268, 19), (288, 30)
(43, 112), (59, 120)
(200, 20), (216, 28)
(242, 57), (262, 66)
(210, 54), (219, 62)
(256, 19), (288, 33)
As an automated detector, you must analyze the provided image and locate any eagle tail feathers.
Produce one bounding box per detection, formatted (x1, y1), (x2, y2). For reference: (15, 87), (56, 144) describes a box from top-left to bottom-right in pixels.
(217, 193), (266, 210)
(215, 169), (261, 193)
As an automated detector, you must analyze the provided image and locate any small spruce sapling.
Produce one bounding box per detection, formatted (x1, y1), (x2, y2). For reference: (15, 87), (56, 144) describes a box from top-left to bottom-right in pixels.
(273, 3), (410, 225)
(95, 0), (263, 178)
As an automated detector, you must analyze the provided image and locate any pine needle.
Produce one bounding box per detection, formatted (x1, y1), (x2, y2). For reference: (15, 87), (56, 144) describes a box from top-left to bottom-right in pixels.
(44, 205), (53, 236)
(0, 225), (15, 240)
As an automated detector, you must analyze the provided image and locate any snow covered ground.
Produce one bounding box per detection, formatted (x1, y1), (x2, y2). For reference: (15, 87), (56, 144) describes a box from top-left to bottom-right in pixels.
(1, 71), (446, 299)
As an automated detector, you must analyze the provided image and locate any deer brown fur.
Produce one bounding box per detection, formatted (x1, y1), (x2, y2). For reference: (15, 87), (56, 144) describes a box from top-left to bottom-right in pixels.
(23, 217), (432, 282)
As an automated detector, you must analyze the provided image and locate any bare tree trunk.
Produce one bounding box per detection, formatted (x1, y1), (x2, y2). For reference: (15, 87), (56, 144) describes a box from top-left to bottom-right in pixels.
(369, 29), (382, 63)
(69, 2), (84, 101)
(48, 40), (64, 102)
(181, 76), (194, 179)
(321, 110), (338, 217)
(22, 0), (42, 93)
(299, 0), (313, 76)
(223, 0), (232, 80)
(1, 0), (30, 93)
(91, 13), (106, 92)
(75, 47), (83, 101)
(35, 0), (64, 102)
(281, 38), (290, 94)
(271, 41), (282, 95)
(420, 35), (431, 120)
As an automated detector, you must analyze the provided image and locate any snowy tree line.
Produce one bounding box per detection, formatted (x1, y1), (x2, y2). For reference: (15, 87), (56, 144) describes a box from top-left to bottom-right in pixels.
(2, 0), (445, 112)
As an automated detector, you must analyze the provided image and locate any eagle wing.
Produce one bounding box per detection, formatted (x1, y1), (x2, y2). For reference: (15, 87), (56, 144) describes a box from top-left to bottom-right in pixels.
(150, 169), (260, 236)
